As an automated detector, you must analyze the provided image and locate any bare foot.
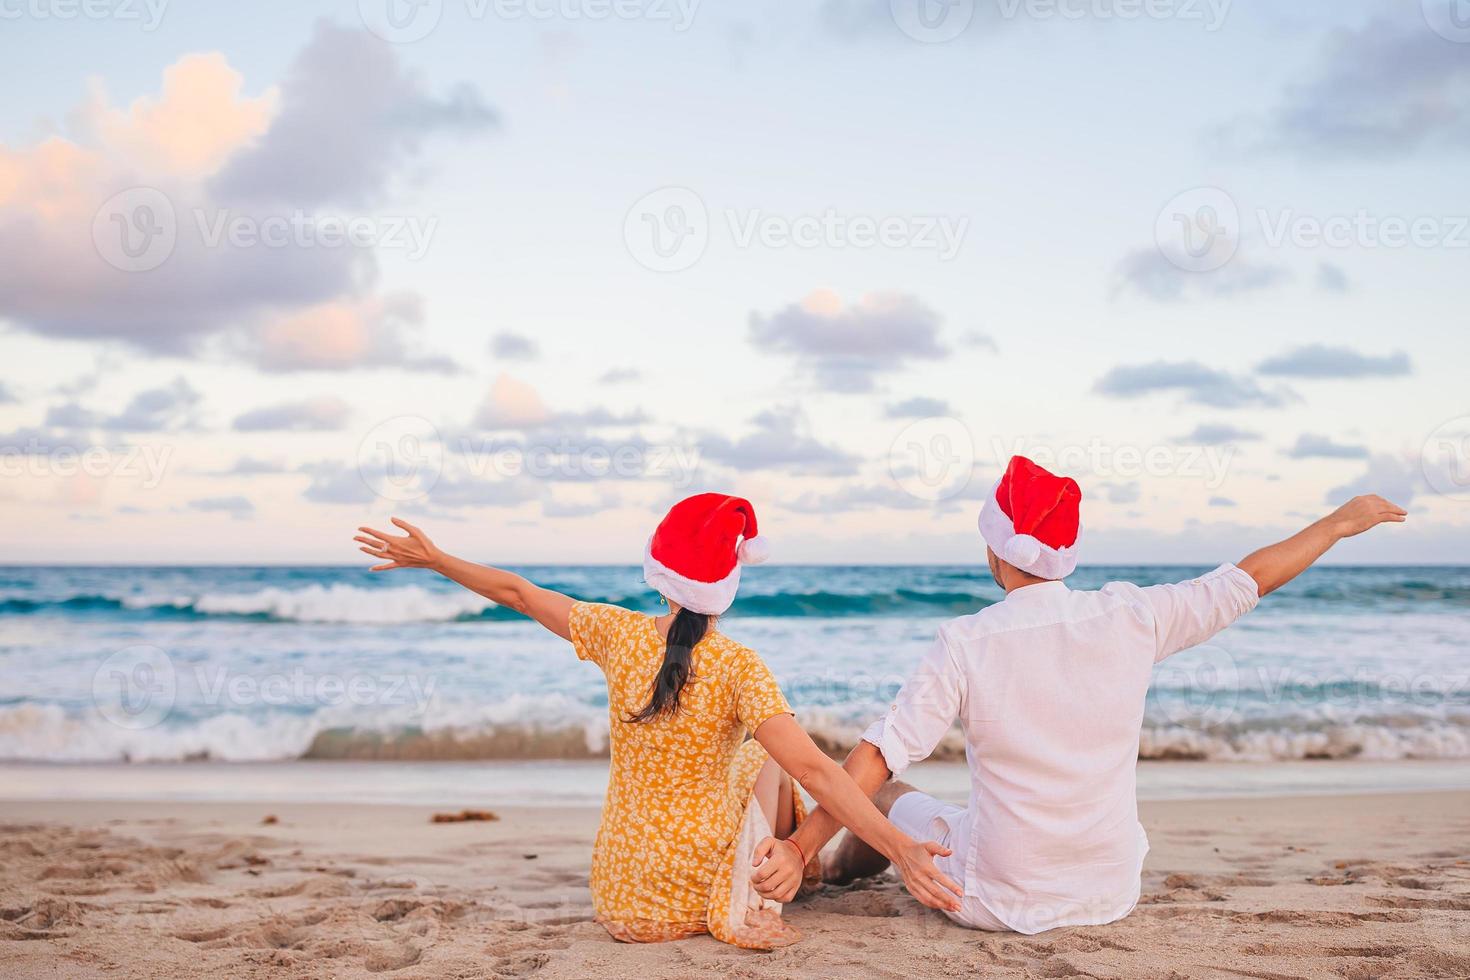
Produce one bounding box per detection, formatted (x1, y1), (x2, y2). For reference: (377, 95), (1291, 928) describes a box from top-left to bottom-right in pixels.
(822, 830), (892, 886)
(741, 907), (801, 947)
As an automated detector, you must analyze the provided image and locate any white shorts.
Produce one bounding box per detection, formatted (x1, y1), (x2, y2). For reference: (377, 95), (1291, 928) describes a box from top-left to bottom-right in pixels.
(887, 790), (1009, 931)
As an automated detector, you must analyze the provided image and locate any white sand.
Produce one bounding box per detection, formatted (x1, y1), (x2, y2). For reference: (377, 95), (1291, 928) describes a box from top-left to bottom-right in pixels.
(3, 790), (1469, 979)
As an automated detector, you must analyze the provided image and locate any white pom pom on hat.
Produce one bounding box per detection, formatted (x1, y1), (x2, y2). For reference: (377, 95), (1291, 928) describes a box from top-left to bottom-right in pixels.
(1003, 533), (1042, 570)
(737, 535), (770, 566)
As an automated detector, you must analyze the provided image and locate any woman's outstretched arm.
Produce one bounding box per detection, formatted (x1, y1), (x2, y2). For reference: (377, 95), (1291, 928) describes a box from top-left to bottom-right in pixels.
(355, 517), (575, 640)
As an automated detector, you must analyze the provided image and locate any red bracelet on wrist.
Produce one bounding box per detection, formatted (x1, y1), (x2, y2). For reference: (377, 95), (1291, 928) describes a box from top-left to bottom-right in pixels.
(782, 836), (806, 866)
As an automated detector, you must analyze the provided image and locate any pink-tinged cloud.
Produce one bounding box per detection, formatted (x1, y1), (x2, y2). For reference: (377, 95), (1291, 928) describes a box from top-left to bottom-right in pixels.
(0, 23), (491, 372)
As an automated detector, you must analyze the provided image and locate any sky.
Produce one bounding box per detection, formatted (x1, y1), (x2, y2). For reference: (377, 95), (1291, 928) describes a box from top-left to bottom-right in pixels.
(1, 0), (1467, 564)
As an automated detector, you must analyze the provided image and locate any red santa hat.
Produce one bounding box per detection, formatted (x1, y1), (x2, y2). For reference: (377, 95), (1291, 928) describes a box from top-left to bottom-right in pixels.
(644, 493), (769, 615)
(977, 455), (1082, 579)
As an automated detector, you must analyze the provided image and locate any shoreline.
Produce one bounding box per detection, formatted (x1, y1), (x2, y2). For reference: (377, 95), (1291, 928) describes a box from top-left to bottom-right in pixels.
(2, 758), (1469, 808)
(3, 791), (1468, 978)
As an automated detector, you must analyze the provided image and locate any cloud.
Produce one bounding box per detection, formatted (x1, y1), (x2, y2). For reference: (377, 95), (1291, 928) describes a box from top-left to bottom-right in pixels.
(1094, 361), (1295, 409)
(1317, 262), (1350, 293)
(490, 332), (539, 361)
(45, 377), (201, 432)
(188, 495), (255, 519)
(541, 492), (620, 518)
(1208, 496), (1237, 507)
(748, 290), (947, 393)
(472, 374), (644, 432)
(247, 295), (456, 373)
(1285, 433), (1370, 460)
(817, 0), (1008, 42)
(1329, 454), (1423, 505)
(783, 482), (932, 514)
(1258, 18), (1470, 156)
(0, 382), (17, 404)
(225, 456), (291, 475)
(697, 406), (859, 475)
(232, 396), (350, 432)
(77, 53), (277, 178)
(886, 397), (953, 418)
(0, 26), (478, 372)
(425, 473), (543, 510)
(0, 426), (88, 454)
(599, 367), (641, 384)
(961, 330), (998, 352)
(1179, 422), (1261, 445)
(211, 22), (496, 208)
(1097, 480), (1141, 505)
(1113, 247), (1290, 302)
(1257, 344), (1411, 379)
(300, 461), (377, 505)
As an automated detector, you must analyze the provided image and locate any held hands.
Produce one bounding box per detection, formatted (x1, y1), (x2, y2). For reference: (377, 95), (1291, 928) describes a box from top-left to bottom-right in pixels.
(1325, 495), (1408, 538)
(354, 518), (444, 571)
(750, 835), (963, 913)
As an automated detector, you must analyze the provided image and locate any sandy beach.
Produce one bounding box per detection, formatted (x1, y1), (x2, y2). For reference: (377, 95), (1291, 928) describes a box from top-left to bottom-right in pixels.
(3, 788), (1468, 980)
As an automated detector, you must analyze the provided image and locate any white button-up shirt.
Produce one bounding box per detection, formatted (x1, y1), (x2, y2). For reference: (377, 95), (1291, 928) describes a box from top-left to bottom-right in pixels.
(863, 563), (1260, 933)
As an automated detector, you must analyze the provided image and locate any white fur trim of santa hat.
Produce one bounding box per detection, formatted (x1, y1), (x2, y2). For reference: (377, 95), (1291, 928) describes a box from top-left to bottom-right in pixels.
(977, 479), (1081, 580)
(644, 534), (768, 615)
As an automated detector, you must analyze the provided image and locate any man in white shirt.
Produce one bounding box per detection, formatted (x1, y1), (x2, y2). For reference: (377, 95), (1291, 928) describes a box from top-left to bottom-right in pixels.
(752, 454), (1406, 933)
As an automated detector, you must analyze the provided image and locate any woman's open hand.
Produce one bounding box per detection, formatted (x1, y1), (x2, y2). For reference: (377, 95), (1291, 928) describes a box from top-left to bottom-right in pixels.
(354, 518), (443, 571)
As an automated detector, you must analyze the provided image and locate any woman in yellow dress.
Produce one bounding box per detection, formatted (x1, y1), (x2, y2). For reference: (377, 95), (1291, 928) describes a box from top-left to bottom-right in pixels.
(355, 493), (961, 949)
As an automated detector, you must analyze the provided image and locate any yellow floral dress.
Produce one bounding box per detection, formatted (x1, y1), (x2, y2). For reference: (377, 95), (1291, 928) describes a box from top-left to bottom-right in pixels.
(570, 601), (819, 948)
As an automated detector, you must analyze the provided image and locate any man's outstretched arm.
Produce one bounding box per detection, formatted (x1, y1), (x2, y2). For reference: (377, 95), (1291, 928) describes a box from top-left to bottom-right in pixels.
(1238, 494), (1406, 596)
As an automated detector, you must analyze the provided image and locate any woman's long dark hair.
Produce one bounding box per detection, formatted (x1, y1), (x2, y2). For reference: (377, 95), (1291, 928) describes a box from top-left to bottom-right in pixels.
(626, 606), (710, 723)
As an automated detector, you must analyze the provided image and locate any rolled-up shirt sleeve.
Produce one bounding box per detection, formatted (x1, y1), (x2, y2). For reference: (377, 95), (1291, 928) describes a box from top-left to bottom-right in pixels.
(1137, 562), (1261, 663)
(860, 632), (965, 778)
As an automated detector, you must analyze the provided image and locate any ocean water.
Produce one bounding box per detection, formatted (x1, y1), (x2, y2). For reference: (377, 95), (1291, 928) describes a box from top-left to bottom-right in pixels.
(1, 564), (1468, 766)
